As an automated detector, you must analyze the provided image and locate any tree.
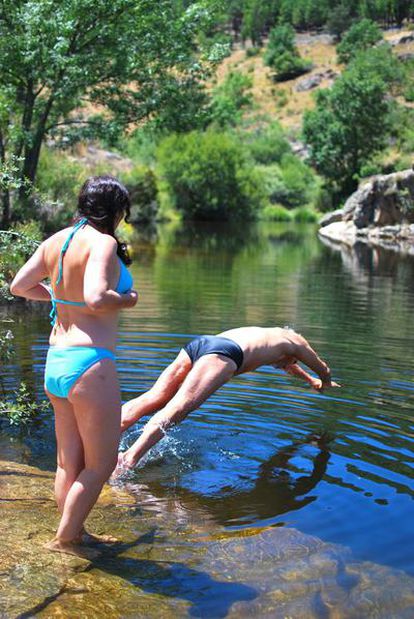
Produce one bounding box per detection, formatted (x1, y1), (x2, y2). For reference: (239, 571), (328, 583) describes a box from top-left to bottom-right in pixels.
(303, 46), (401, 198)
(336, 18), (382, 64)
(209, 70), (253, 127)
(0, 0), (223, 227)
(157, 130), (266, 220)
(241, 0), (279, 46)
(264, 24), (311, 82)
(326, 4), (354, 40)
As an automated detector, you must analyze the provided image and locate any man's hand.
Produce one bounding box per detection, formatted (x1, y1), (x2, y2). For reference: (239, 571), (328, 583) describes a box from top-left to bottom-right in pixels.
(312, 378), (341, 393)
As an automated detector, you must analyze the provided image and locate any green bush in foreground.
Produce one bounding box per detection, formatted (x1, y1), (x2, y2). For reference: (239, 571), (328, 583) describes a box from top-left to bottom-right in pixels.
(157, 130), (266, 221)
(0, 221), (42, 301)
(0, 382), (50, 427)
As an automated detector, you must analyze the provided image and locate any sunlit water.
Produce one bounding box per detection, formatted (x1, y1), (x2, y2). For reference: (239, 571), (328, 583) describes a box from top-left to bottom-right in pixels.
(1, 221), (414, 615)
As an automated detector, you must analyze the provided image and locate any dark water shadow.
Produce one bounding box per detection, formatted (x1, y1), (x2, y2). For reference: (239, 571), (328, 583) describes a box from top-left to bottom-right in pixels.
(18, 530), (256, 618)
(130, 433), (332, 528)
(94, 531), (256, 619)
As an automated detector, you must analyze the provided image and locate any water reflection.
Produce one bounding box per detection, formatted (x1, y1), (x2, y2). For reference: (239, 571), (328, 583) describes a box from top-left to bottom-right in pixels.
(2, 221), (414, 578)
(125, 433), (332, 528)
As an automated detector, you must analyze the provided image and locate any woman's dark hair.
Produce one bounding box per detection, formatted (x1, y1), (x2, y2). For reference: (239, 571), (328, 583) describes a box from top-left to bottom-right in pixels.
(77, 175), (132, 265)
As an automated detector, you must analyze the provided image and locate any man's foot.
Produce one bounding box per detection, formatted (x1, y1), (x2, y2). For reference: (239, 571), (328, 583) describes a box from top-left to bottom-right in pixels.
(45, 538), (101, 560)
(111, 451), (135, 479)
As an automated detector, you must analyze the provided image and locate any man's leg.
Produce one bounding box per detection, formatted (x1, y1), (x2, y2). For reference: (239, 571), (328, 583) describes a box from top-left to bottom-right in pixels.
(121, 350), (192, 431)
(121, 354), (236, 467)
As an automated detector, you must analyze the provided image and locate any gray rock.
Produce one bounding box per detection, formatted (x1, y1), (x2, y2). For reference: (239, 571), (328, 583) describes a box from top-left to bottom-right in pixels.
(319, 208), (344, 227)
(319, 168), (414, 251)
(397, 52), (414, 62)
(389, 33), (414, 46)
(294, 69), (338, 92)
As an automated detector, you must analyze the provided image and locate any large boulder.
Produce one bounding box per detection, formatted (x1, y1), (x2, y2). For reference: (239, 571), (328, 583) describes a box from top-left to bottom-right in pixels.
(319, 168), (414, 251)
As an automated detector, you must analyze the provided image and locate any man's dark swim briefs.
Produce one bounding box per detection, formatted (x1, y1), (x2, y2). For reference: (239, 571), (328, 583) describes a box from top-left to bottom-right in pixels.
(183, 335), (244, 370)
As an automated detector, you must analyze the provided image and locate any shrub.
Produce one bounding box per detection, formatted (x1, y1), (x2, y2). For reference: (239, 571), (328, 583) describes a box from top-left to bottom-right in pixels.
(209, 70), (253, 127)
(246, 122), (292, 164)
(292, 206), (319, 222)
(0, 382), (50, 427)
(157, 130), (266, 221)
(121, 165), (158, 222)
(0, 221), (42, 301)
(336, 19), (382, 64)
(246, 46), (261, 57)
(36, 148), (86, 231)
(261, 204), (293, 221)
(264, 24), (312, 82)
(260, 156), (319, 209)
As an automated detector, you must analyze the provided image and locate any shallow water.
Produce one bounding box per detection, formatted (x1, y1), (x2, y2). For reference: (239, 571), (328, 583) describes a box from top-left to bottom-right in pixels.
(1, 221), (414, 617)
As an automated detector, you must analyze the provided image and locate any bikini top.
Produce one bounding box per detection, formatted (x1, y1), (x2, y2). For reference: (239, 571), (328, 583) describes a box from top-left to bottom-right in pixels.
(49, 217), (134, 325)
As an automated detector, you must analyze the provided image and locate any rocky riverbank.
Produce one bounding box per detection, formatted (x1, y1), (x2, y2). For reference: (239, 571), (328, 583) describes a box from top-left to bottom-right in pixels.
(319, 168), (414, 255)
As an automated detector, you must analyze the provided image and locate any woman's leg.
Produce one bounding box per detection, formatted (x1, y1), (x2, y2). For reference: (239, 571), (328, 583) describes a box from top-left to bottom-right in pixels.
(122, 355), (236, 467)
(46, 391), (84, 514)
(47, 358), (121, 555)
(121, 350), (192, 431)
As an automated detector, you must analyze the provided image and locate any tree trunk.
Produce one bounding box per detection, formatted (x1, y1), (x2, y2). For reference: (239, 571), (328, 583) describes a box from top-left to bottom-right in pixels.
(18, 96), (54, 202)
(0, 132), (10, 229)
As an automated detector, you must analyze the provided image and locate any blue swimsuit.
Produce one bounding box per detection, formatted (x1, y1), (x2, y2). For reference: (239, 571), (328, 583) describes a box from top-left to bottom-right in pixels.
(44, 218), (133, 398)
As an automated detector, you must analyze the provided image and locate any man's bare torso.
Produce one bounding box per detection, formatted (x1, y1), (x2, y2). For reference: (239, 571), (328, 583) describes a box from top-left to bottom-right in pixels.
(218, 326), (297, 374)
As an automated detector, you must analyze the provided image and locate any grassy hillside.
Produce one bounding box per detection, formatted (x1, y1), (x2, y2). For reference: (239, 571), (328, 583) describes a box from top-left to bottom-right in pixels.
(215, 28), (414, 135)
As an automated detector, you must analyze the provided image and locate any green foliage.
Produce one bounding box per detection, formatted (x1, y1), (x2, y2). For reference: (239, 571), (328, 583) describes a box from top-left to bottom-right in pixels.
(292, 206), (319, 222)
(336, 19), (382, 64)
(157, 130), (266, 220)
(259, 155), (320, 209)
(402, 59), (414, 103)
(0, 382), (49, 427)
(121, 165), (158, 223)
(241, 0), (279, 46)
(246, 46), (261, 58)
(209, 71), (253, 127)
(246, 122), (292, 164)
(326, 4), (353, 40)
(279, 0), (330, 29)
(35, 149), (86, 231)
(0, 221), (42, 301)
(261, 204), (293, 221)
(264, 24), (311, 82)
(0, 0), (223, 223)
(0, 326), (14, 363)
(303, 46), (401, 197)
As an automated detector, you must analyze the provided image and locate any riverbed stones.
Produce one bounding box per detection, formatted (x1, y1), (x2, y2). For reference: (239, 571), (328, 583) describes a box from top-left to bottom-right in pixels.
(2, 458), (414, 618)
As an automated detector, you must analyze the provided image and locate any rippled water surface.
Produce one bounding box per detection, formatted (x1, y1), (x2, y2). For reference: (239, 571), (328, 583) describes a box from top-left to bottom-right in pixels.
(2, 221), (414, 617)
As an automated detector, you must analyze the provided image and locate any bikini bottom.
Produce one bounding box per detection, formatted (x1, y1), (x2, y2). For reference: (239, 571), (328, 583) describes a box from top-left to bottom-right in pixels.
(45, 346), (115, 398)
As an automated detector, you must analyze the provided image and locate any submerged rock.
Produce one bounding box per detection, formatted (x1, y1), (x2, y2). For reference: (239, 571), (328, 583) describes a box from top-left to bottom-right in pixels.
(1, 458), (414, 618)
(319, 169), (414, 253)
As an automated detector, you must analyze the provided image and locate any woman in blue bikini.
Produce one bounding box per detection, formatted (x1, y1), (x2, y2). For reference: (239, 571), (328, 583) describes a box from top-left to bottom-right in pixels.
(11, 176), (137, 558)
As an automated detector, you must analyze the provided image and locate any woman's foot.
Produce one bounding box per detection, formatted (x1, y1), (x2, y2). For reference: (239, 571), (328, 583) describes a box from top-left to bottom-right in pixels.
(80, 530), (119, 545)
(45, 538), (101, 560)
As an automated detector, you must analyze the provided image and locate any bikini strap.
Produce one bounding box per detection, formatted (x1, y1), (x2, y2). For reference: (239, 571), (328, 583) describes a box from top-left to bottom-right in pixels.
(55, 217), (88, 286)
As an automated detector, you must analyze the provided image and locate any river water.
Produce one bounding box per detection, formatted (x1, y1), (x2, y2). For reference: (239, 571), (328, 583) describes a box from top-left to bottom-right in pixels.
(1, 221), (414, 618)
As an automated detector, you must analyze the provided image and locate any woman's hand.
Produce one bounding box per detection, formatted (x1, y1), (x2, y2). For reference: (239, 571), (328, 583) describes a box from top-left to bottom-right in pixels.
(123, 290), (138, 308)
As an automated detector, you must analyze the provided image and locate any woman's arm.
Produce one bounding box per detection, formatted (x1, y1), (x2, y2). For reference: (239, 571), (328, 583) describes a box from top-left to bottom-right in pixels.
(10, 244), (51, 301)
(83, 236), (137, 312)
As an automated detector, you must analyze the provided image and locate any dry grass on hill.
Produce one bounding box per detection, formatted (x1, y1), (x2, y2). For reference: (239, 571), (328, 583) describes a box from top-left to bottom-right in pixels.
(214, 28), (414, 134)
